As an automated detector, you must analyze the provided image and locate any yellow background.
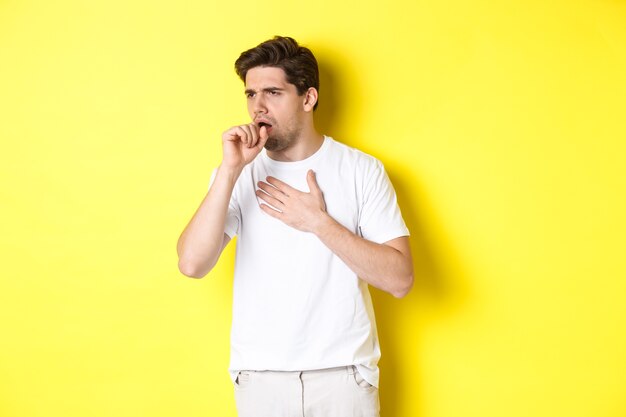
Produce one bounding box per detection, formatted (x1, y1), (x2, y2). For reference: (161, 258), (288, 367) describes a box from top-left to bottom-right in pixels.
(1, 0), (625, 416)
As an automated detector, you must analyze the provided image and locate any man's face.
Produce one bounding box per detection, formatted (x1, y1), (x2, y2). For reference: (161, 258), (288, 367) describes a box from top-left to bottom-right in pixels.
(245, 66), (306, 152)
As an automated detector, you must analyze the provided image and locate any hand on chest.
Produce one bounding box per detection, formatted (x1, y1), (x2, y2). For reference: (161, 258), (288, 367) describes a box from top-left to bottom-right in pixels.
(242, 166), (359, 234)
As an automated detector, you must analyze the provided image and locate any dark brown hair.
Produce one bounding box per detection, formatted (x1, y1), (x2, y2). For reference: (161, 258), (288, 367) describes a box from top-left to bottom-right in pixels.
(235, 36), (319, 110)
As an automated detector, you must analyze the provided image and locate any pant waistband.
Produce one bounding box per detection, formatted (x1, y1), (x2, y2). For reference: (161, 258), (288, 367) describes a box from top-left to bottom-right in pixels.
(241, 365), (357, 376)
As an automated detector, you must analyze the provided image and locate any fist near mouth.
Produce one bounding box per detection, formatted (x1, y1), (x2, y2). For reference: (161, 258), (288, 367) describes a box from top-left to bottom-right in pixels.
(221, 123), (269, 170)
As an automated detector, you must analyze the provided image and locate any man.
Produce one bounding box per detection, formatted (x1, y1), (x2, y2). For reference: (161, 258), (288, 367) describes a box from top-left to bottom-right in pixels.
(177, 36), (413, 417)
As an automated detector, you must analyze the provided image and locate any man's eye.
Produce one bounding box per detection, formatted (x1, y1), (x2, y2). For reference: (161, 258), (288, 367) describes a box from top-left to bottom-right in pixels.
(268, 91), (279, 95)
(246, 93), (255, 98)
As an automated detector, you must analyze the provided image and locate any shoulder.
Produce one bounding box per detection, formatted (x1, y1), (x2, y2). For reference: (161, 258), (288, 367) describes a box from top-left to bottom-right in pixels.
(325, 137), (384, 172)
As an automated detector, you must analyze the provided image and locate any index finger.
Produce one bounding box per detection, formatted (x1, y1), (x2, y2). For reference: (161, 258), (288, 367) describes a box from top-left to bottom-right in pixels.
(266, 176), (295, 195)
(246, 123), (259, 148)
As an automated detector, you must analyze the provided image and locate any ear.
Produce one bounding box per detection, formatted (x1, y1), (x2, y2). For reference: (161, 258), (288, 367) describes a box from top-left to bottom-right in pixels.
(302, 87), (318, 112)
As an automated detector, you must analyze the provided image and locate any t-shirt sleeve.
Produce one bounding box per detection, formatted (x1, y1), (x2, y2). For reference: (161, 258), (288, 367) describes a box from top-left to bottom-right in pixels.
(358, 160), (409, 244)
(209, 168), (240, 238)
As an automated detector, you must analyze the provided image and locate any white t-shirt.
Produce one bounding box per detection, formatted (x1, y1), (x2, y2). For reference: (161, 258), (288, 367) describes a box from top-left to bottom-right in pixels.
(214, 136), (409, 388)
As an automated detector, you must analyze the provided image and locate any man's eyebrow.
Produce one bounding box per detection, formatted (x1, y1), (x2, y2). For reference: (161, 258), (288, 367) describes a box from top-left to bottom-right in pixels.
(244, 87), (285, 94)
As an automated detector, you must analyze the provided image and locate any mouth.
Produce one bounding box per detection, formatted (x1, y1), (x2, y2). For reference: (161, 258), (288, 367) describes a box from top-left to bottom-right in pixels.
(258, 121), (273, 130)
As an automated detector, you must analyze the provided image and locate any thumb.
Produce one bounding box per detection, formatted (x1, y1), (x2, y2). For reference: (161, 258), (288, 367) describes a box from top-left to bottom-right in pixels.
(306, 170), (322, 195)
(258, 125), (269, 148)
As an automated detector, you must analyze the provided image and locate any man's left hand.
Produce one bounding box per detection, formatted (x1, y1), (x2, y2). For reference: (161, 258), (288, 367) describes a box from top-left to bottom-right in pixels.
(256, 170), (329, 233)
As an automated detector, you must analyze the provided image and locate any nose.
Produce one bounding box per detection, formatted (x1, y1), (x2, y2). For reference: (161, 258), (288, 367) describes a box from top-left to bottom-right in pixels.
(251, 94), (267, 116)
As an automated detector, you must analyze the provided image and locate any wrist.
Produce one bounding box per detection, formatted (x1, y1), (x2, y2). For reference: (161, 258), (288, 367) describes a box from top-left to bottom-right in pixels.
(217, 163), (243, 183)
(312, 212), (338, 238)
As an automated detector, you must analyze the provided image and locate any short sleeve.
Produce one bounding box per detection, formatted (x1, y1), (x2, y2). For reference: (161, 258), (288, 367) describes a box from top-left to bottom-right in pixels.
(358, 160), (409, 244)
(209, 168), (240, 238)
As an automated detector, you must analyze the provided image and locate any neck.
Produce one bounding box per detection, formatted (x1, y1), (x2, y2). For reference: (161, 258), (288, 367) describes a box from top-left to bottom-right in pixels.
(266, 125), (325, 162)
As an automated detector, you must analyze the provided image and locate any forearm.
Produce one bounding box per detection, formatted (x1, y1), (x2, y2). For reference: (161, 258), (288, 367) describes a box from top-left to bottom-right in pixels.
(314, 215), (414, 298)
(177, 165), (241, 277)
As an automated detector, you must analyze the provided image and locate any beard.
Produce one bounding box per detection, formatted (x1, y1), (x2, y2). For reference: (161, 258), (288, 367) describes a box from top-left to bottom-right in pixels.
(264, 124), (301, 152)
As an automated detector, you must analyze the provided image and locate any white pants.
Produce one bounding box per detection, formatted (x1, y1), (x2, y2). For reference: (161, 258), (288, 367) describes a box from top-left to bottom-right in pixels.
(233, 365), (380, 417)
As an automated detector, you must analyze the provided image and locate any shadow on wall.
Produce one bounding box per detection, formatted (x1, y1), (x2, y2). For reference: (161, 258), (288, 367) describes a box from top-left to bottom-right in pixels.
(372, 167), (448, 417)
(314, 55), (345, 141)
(314, 52), (468, 416)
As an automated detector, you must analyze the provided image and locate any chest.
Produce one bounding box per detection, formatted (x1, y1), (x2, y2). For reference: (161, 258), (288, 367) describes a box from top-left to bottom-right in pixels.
(237, 163), (361, 235)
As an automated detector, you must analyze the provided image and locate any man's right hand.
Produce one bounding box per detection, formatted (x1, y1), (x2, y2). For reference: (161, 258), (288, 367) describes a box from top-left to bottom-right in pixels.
(221, 123), (268, 170)
(178, 123), (268, 278)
